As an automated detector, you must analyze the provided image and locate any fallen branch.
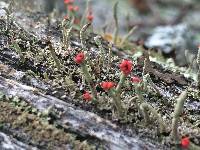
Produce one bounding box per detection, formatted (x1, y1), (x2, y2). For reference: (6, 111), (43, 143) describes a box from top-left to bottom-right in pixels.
(0, 76), (158, 150)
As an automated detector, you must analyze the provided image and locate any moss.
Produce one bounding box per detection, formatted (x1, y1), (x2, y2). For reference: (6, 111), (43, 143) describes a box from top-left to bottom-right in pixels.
(0, 98), (95, 150)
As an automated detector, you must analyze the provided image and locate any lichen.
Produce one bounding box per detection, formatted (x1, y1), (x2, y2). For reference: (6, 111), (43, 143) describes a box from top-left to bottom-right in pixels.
(0, 96), (95, 150)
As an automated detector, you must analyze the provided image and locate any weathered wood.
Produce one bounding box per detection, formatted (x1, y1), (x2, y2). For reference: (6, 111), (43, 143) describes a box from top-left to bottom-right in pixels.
(0, 5), (165, 149)
(0, 75), (159, 150)
(0, 132), (38, 150)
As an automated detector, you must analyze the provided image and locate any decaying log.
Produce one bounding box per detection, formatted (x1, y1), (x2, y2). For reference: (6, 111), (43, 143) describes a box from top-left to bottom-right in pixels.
(0, 5), (164, 149)
(0, 132), (38, 150)
(0, 75), (159, 150)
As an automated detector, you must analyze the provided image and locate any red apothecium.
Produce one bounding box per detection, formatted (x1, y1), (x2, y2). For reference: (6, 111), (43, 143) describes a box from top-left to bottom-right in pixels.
(119, 60), (132, 75)
(87, 11), (94, 22)
(131, 76), (141, 83)
(74, 52), (85, 64)
(64, 0), (74, 5)
(181, 137), (190, 149)
(100, 82), (115, 91)
(83, 91), (92, 101)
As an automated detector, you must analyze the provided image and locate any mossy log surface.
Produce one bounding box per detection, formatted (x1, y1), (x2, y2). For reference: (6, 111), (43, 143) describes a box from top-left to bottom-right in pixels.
(0, 4), (200, 150)
(0, 72), (157, 150)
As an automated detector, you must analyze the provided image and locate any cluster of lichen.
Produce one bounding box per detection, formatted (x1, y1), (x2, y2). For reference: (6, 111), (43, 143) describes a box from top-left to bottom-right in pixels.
(1, 0), (200, 149)
(0, 93), (95, 150)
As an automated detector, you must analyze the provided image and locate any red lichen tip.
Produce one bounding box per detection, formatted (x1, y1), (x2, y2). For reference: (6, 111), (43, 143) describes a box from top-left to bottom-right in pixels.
(74, 52), (85, 64)
(68, 5), (74, 11)
(181, 137), (190, 149)
(87, 11), (94, 22)
(73, 6), (79, 11)
(100, 82), (115, 91)
(83, 91), (92, 101)
(119, 60), (133, 75)
(67, 5), (79, 12)
(64, 0), (74, 4)
(64, 15), (69, 20)
(131, 76), (141, 83)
